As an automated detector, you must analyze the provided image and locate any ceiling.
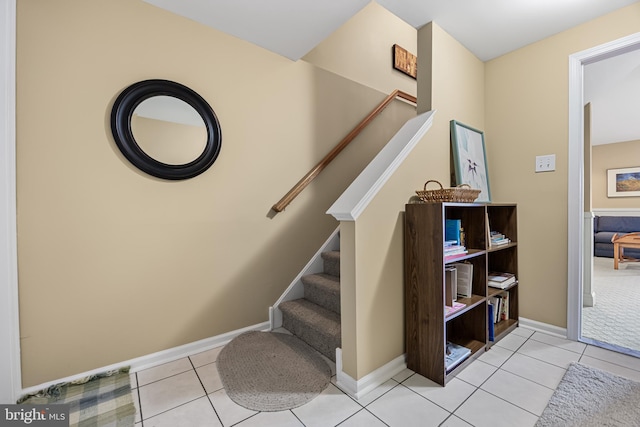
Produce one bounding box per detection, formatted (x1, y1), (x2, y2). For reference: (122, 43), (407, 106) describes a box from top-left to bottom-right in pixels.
(142, 0), (640, 145)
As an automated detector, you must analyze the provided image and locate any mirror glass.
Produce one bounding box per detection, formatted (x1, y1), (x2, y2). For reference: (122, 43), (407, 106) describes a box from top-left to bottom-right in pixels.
(131, 96), (207, 165)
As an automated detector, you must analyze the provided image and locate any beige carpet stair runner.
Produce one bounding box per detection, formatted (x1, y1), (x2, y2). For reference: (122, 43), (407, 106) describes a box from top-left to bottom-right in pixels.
(279, 250), (341, 362)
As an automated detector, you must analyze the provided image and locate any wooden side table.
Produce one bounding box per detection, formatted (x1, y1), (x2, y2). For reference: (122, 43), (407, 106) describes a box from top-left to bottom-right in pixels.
(611, 232), (640, 269)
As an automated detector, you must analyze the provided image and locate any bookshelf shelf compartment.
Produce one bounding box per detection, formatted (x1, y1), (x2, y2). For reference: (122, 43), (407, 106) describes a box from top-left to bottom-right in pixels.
(404, 202), (519, 386)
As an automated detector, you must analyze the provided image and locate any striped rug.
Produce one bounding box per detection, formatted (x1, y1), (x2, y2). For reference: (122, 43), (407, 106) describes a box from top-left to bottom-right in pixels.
(18, 368), (135, 427)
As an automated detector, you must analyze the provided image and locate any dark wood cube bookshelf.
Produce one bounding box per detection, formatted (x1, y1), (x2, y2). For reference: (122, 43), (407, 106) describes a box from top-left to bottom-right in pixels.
(404, 202), (519, 386)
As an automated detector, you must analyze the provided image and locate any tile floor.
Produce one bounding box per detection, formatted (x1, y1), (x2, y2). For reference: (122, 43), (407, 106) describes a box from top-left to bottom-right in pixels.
(130, 327), (640, 427)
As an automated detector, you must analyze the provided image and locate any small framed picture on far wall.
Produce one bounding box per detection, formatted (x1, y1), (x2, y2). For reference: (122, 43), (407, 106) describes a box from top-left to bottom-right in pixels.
(607, 167), (640, 197)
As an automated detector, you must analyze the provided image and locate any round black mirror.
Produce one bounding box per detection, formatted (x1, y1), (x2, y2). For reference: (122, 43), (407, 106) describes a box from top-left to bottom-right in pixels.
(111, 79), (222, 180)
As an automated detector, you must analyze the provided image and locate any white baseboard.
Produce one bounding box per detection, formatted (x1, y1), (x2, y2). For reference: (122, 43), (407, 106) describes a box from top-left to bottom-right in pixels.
(20, 321), (270, 398)
(334, 348), (406, 400)
(519, 317), (567, 338)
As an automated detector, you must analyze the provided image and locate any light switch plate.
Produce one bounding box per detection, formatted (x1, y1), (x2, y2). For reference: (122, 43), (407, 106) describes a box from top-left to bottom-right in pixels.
(536, 154), (556, 172)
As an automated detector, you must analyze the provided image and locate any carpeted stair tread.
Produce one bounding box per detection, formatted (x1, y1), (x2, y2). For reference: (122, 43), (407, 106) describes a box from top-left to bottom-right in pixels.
(280, 299), (341, 362)
(301, 273), (340, 315)
(321, 250), (340, 277)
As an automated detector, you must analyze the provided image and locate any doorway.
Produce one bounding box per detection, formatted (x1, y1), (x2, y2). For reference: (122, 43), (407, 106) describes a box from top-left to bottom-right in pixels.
(580, 48), (640, 354)
(567, 32), (640, 350)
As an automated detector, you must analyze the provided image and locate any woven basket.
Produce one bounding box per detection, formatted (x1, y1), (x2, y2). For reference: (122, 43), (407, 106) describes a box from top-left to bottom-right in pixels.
(415, 180), (481, 203)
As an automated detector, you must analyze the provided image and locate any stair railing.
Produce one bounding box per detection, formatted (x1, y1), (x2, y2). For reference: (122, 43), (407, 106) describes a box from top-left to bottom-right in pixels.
(271, 89), (417, 213)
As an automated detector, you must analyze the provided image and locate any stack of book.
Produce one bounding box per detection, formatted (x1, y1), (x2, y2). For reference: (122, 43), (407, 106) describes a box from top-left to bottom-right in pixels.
(489, 230), (511, 247)
(444, 240), (467, 258)
(445, 341), (471, 372)
(488, 271), (517, 289)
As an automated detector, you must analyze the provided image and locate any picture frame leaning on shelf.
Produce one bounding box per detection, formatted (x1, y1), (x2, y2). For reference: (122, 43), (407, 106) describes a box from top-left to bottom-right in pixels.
(450, 120), (491, 202)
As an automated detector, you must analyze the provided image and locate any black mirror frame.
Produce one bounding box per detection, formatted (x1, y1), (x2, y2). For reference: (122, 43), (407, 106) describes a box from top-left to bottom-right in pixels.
(110, 79), (222, 180)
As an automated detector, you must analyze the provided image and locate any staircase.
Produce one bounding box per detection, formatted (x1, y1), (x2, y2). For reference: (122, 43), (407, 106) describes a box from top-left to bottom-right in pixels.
(279, 250), (341, 362)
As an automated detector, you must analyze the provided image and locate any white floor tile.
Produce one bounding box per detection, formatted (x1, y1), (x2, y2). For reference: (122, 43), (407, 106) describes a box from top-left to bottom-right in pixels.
(291, 384), (361, 427)
(500, 353), (567, 389)
(392, 368), (414, 383)
(195, 362), (224, 394)
(479, 345), (513, 367)
(138, 370), (206, 419)
(366, 384), (449, 427)
(516, 339), (580, 368)
(403, 376), (475, 412)
(440, 415), (473, 427)
(583, 344), (640, 371)
(493, 333), (527, 352)
(456, 360), (497, 387)
(480, 369), (554, 416)
(190, 347), (223, 368)
(509, 327), (535, 339)
(352, 378), (397, 407)
(208, 389), (257, 426)
(143, 396), (222, 427)
(578, 356), (640, 382)
(337, 409), (387, 427)
(530, 331), (587, 354)
(137, 358), (194, 386)
(454, 389), (538, 427)
(235, 410), (303, 427)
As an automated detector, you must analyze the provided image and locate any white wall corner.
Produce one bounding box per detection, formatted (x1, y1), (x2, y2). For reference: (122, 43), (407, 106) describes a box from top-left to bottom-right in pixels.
(327, 110), (435, 221)
(334, 348), (407, 400)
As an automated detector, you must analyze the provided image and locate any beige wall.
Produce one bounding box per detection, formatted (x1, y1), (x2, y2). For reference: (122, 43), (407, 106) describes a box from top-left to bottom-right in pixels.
(592, 140), (640, 208)
(16, 0), (415, 386)
(303, 2), (417, 96)
(485, 3), (640, 328)
(340, 22), (484, 379)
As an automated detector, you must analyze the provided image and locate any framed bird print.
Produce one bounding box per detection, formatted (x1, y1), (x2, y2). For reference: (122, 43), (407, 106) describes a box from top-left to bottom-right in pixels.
(450, 120), (491, 202)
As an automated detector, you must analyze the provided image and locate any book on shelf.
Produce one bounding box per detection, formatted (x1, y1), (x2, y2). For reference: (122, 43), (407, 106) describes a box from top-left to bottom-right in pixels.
(444, 301), (466, 316)
(450, 262), (472, 298)
(445, 266), (457, 305)
(489, 296), (502, 323)
(488, 303), (495, 341)
(445, 341), (471, 372)
(488, 272), (516, 289)
(500, 294), (509, 321)
(445, 219), (462, 245)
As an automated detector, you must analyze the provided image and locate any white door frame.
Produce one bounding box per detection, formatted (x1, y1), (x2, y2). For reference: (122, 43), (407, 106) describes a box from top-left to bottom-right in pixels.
(567, 32), (640, 341)
(0, 0), (20, 404)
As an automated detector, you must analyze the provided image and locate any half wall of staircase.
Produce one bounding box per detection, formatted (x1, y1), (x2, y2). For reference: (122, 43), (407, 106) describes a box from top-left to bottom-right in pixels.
(270, 109), (435, 398)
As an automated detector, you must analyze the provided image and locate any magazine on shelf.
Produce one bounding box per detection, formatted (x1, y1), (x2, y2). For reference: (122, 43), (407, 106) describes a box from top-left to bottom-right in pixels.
(445, 341), (471, 372)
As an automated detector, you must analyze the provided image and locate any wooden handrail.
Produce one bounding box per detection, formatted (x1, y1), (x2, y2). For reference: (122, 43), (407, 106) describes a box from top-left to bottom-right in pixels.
(272, 89), (417, 213)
